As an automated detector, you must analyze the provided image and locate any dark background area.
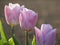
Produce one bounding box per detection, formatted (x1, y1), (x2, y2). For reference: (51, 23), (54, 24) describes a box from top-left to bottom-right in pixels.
(0, 0), (60, 45)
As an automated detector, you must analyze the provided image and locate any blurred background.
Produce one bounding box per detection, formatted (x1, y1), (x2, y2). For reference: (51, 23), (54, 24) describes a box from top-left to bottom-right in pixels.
(0, 0), (60, 45)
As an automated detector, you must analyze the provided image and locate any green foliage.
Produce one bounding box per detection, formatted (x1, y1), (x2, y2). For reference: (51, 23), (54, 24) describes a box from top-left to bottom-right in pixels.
(8, 37), (15, 45)
(32, 36), (37, 45)
(0, 20), (21, 45)
(0, 20), (8, 45)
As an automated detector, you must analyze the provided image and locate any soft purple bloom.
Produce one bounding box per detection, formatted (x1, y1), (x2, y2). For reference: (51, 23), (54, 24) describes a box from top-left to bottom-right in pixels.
(4, 3), (22, 25)
(34, 24), (56, 45)
(19, 8), (38, 30)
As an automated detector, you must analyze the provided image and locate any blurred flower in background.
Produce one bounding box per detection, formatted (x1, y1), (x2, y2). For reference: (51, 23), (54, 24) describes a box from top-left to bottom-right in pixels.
(4, 3), (21, 26)
(35, 24), (56, 45)
(19, 8), (38, 30)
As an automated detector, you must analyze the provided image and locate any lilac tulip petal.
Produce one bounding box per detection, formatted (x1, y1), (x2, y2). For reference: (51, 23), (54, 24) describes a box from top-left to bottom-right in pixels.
(26, 10), (38, 25)
(41, 24), (53, 35)
(4, 5), (12, 24)
(9, 3), (20, 10)
(34, 27), (43, 45)
(45, 29), (56, 45)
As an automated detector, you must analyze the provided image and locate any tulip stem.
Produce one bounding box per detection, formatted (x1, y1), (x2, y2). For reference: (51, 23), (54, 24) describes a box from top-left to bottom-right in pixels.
(11, 26), (14, 37)
(25, 31), (29, 45)
(11, 26), (20, 45)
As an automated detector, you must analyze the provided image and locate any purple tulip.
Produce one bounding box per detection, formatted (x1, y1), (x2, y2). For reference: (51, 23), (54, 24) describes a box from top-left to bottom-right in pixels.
(4, 3), (22, 25)
(34, 24), (56, 45)
(19, 8), (38, 30)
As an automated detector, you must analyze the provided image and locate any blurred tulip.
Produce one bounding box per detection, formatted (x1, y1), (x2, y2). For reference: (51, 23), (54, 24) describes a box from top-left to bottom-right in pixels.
(34, 24), (56, 45)
(4, 3), (21, 25)
(19, 8), (38, 30)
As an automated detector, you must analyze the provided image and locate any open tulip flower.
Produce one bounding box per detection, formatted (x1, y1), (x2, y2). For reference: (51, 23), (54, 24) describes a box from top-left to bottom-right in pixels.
(4, 3), (21, 25)
(19, 8), (38, 30)
(34, 24), (56, 45)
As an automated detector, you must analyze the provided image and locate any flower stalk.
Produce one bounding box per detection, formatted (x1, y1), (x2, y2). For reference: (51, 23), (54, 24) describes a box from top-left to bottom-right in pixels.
(25, 31), (30, 45)
(10, 25), (20, 45)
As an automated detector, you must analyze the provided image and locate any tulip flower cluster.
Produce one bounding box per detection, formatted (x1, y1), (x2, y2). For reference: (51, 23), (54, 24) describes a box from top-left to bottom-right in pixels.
(4, 3), (38, 30)
(4, 3), (56, 45)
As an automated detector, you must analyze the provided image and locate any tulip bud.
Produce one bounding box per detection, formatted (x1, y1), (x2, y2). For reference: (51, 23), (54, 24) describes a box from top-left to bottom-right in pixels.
(4, 3), (21, 26)
(34, 24), (56, 45)
(19, 8), (38, 30)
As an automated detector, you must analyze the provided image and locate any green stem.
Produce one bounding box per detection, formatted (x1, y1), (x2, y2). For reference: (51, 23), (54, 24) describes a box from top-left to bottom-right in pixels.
(25, 31), (29, 45)
(11, 26), (20, 45)
(11, 26), (14, 37)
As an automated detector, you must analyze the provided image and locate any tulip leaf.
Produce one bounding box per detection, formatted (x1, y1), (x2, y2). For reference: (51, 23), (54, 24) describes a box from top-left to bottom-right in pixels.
(8, 37), (15, 45)
(32, 36), (37, 45)
(0, 20), (8, 45)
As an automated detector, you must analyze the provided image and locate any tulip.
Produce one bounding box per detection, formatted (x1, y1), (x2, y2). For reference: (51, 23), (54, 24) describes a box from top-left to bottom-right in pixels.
(34, 24), (56, 45)
(4, 3), (22, 25)
(19, 8), (38, 30)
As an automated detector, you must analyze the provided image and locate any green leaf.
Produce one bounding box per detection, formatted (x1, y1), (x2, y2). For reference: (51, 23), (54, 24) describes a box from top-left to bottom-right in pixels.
(0, 20), (8, 45)
(32, 36), (37, 45)
(8, 37), (15, 45)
